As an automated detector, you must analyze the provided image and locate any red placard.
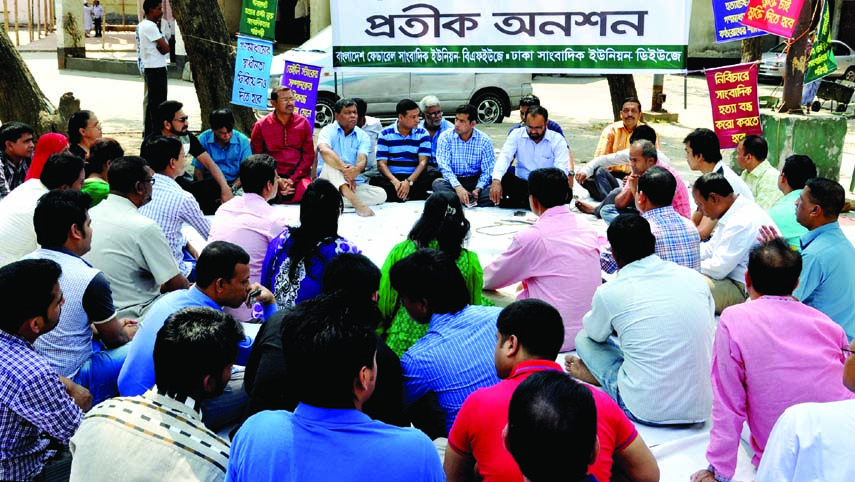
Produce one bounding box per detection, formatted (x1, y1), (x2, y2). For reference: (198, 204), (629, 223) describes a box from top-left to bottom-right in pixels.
(741, 0), (804, 38)
(706, 64), (763, 149)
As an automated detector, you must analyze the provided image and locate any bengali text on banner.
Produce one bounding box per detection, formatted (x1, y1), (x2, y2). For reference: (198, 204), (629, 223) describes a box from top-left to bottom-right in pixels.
(283, 61), (322, 132)
(706, 64), (763, 149)
(741, 0), (804, 38)
(805, 0), (837, 83)
(711, 0), (766, 43)
(239, 0), (277, 41)
(231, 36), (274, 110)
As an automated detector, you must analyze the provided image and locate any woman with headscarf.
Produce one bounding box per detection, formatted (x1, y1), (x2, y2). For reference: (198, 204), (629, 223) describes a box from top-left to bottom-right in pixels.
(25, 133), (68, 181)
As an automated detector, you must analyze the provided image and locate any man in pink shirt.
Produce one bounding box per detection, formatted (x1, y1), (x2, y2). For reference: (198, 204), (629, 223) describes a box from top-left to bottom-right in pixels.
(250, 86), (315, 204)
(484, 167), (601, 351)
(692, 238), (854, 482)
(208, 154), (290, 320)
(446, 298), (659, 482)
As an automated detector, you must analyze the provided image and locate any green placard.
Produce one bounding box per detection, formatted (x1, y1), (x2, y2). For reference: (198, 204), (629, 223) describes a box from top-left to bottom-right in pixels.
(239, 0), (277, 41)
(805, 0), (837, 83)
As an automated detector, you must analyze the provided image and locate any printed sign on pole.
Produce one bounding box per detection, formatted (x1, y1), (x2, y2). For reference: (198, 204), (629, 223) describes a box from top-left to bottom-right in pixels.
(711, 0), (766, 43)
(706, 64), (763, 149)
(283, 61), (322, 132)
(240, 0), (277, 41)
(231, 36), (274, 110)
(741, 0), (804, 38)
(805, 0), (838, 83)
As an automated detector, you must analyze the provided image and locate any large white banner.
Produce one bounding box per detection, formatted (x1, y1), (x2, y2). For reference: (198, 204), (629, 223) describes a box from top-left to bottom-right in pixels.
(330, 0), (692, 73)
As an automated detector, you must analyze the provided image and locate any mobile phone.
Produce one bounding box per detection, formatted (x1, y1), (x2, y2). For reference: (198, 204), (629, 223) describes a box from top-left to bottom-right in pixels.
(247, 288), (262, 305)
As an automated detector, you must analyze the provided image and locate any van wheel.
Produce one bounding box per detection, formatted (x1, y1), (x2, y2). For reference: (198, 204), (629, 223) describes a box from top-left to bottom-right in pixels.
(315, 96), (337, 128)
(472, 92), (504, 124)
(845, 67), (855, 83)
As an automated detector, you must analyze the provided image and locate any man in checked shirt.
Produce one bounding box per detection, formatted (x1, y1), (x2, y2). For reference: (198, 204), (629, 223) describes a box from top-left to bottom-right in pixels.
(431, 104), (496, 207)
(0, 259), (91, 482)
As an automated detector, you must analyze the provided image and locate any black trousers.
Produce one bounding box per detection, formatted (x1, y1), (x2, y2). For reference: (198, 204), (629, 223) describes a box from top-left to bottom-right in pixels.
(143, 67), (168, 138)
(94, 18), (103, 37)
(369, 166), (441, 202)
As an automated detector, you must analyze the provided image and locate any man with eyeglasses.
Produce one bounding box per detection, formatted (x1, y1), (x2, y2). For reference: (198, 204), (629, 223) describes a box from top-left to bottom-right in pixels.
(251, 85), (315, 204)
(692, 238), (853, 482)
(86, 156), (188, 319)
(491, 106), (569, 209)
(146, 100), (234, 215)
(417, 96), (453, 167)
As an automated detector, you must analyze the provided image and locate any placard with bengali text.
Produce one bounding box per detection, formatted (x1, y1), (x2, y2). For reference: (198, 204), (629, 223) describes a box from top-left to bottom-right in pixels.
(231, 36), (274, 110)
(239, 0), (277, 41)
(712, 0), (766, 43)
(283, 61), (322, 132)
(706, 64), (763, 149)
(741, 0), (804, 38)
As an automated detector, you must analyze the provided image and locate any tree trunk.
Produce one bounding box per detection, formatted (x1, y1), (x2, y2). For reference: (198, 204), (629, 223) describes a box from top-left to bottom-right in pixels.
(169, 0), (257, 134)
(0, 24), (62, 135)
(740, 37), (763, 63)
(606, 74), (639, 121)
(780, 0), (814, 113)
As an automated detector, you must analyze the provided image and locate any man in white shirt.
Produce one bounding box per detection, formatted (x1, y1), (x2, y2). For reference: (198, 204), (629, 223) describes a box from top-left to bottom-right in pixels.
(567, 213), (715, 426)
(684, 128), (754, 240)
(354, 98), (383, 170)
(136, 0), (170, 138)
(693, 172), (774, 314)
(491, 106), (569, 209)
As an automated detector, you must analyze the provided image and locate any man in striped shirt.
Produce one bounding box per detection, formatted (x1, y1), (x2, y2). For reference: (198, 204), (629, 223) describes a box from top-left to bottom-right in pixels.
(369, 99), (441, 202)
(431, 104), (496, 207)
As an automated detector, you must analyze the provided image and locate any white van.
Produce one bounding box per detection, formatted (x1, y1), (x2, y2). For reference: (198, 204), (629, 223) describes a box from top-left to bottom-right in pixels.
(270, 26), (533, 127)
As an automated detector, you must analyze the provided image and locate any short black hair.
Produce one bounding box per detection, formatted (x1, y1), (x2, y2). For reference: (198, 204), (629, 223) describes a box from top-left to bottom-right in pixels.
(153, 307), (245, 399)
(638, 166), (676, 207)
(353, 98), (367, 117)
(0, 121), (34, 147)
(528, 168), (570, 209)
(334, 98), (357, 114)
(140, 135), (183, 173)
(747, 238), (802, 296)
(455, 104), (477, 123)
(195, 241), (250, 289)
(389, 249), (469, 317)
(519, 94), (541, 108)
(607, 213), (656, 266)
(741, 135), (768, 161)
(34, 190), (92, 248)
(157, 100), (183, 127)
(209, 108), (235, 132)
(0, 259), (62, 335)
(622, 96), (642, 112)
(629, 124), (657, 144)
(86, 138), (124, 177)
(693, 172), (734, 199)
(497, 299), (564, 360)
(270, 85), (291, 101)
(280, 291), (378, 409)
(805, 177), (845, 218)
(526, 105), (548, 122)
(239, 154), (277, 195)
(40, 153), (85, 190)
(108, 156), (150, 194)
(781, 155), (816, 190)
(507, 371), (597, 482)
(142, 0), (162, 14)
(67, 110), (94, 145)
(684, 128), (722, 164)
(396, 99), (419, 117)
(322, 253), (381, 307)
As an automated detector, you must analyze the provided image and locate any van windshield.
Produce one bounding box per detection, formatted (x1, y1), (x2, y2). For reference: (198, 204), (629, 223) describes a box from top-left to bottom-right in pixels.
(295, 27), (332, 53)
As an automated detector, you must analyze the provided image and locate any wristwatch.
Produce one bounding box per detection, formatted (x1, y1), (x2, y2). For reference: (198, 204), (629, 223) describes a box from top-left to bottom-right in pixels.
(406, 178), (414, 186)
(568, 170), (576, 177)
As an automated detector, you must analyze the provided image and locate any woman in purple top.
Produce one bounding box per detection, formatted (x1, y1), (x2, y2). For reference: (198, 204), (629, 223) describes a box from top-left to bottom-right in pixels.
(261, 179), (360, 307)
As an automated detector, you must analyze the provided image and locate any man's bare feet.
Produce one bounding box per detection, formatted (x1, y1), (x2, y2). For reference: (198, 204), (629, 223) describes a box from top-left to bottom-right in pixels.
(355, 205), (375, 217)
(574, 200), (596, 215)
(564, 355), (601, 386)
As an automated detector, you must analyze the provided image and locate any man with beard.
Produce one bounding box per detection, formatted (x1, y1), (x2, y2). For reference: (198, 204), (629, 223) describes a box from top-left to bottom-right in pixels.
(418, 95), (453, 166)
(491, 106), (569, 209)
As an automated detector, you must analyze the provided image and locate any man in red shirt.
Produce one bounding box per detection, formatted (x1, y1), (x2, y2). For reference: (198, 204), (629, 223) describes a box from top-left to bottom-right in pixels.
(445, 298), (659, 482)
(250, 86), (315, 203)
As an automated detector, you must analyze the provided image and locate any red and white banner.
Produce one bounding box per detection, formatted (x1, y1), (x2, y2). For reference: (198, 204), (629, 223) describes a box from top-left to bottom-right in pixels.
(705, 63), (763, 149)
(741, 0), (804, 38)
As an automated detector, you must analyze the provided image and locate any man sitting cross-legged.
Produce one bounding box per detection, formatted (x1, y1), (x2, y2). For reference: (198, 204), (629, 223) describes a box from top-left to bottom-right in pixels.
(228, 291), (444, 482)
(446, 298), (659, 482)
(70, 307), (243, 481)
(431, 104), (496, 207)
(119, 241), (275, 432)
(691, 239), (855, 482)
(568, 213), (715, 426)
(766, 154), (816, 250)
(317, 98), (387, 216)
(25, 190), (137, 406)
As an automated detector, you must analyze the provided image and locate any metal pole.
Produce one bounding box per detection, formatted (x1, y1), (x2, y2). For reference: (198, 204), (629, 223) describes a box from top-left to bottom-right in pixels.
(3, 0), (8, 32)
(13, 0), (19, 45)
(683, 74), (688, 110)
(651, 74), (665, 112)
(34, 0), (39, 38)
(27, 0), (32, 42)
(121, 0), (125, 27)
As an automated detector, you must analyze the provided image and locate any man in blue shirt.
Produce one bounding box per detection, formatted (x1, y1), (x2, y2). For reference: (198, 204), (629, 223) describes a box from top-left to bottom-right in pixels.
(391, 249), (502, 438)
(195, 108), (251, 186)
(228, 291), (443, 482)
(793, 178), (855, 339)
(431, 104), (496, 207)
(118, 241), (276, 431)
(369, 99), (441, 202)
(317, 98), (387, 217)
(418, 95), (453, 166)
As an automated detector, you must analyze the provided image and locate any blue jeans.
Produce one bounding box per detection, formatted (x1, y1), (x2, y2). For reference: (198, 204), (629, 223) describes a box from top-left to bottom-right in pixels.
(574, 330), (668, 427)
(72, 342), (131, 405)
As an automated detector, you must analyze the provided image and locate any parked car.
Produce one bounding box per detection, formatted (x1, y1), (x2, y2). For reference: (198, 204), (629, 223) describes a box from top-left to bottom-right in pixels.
(759, 40), (855, 81)
(269, 26), (533, 127)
